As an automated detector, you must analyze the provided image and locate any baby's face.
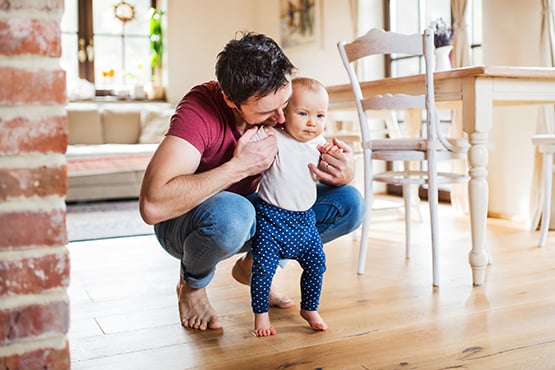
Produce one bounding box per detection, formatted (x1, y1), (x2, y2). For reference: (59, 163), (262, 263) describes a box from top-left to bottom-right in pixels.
(284, 86), (328, 142)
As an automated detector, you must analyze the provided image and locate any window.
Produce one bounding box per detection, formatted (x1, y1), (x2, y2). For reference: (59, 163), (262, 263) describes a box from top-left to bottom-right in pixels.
(61, 0), (156, 96)
(384, 0), (483, 200)
(385, 0), (482, 77)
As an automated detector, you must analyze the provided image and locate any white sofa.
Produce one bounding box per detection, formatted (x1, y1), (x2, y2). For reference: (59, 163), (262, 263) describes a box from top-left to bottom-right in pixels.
(65, 101), (174, 202)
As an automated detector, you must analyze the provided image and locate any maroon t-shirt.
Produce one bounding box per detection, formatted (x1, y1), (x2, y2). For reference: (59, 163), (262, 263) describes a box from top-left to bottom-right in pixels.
(167, 81), (260, 195)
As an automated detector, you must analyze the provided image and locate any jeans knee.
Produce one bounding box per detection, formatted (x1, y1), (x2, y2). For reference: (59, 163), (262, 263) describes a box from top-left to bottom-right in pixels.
(206, 195), (256, 254)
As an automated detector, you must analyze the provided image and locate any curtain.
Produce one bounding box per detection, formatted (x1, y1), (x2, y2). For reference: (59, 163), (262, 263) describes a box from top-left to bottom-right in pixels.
(451, 0), (471, 67)
(449, 0), (471, 214)
(530, 0), (555, 230)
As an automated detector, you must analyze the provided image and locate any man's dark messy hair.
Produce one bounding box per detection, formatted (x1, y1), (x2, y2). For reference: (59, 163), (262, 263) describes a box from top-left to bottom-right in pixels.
(215, 31), (297, 106)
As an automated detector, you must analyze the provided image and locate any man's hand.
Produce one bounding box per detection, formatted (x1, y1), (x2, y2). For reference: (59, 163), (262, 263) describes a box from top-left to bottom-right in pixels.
(233, 126), (278, 176)
(308, 137), (354, 186)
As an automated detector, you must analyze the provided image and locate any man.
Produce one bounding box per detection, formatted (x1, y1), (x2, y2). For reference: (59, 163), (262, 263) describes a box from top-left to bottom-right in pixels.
(139, 31), (364, 331)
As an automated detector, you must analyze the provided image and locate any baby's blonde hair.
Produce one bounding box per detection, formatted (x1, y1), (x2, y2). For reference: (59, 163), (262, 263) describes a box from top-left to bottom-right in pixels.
(291, 76), (327, 94)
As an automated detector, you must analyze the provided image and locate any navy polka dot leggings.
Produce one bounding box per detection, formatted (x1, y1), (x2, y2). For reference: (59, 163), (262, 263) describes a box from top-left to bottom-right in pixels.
(251, 202), (326, 313)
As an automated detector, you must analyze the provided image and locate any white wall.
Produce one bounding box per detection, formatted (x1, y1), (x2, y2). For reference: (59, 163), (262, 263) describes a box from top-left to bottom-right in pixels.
(483, 0), (545, 223)
(164, 0), (383, 104)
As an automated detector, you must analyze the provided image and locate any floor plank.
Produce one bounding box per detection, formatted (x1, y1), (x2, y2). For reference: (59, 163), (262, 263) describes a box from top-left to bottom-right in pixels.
(68, 202), (555, 369)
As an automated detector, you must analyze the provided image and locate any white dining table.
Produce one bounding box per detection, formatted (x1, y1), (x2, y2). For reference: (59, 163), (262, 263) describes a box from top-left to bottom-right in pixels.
(327, 65), (555, 286)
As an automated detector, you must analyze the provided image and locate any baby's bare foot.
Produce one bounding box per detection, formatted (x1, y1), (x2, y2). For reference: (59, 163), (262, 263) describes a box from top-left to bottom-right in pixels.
(253, 312), (277, 337)
(176, 276), (222, 330)
(300, 309), (328, 331)
(232, 253), (293, 309)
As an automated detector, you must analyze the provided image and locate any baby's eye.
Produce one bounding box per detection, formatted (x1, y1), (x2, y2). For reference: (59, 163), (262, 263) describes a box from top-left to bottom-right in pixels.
(298, 111), (308, 117)
(317, 114), (326, 119)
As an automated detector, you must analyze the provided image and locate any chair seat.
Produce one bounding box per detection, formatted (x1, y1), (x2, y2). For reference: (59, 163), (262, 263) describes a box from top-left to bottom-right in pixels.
(374, 170), (469, 186)
(369, 137), (469, 162)
(368, 137), (469, 152)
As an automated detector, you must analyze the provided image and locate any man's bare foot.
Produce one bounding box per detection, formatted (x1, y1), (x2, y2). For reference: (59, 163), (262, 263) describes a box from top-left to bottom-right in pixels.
(253, 312), (277, 337)
(269, 287), (294, 308)
(232, 253), (294, 309)
(231, 252), (252, 285)
(300, 309), (328, 331)
(176, 276), (222, 331)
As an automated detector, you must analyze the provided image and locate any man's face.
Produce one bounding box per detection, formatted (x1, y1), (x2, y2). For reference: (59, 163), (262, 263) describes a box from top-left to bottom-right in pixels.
(236, 82), (292, 126)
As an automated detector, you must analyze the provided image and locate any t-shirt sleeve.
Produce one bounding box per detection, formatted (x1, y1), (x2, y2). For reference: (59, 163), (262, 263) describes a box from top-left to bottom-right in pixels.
(167, 93), (215, 155)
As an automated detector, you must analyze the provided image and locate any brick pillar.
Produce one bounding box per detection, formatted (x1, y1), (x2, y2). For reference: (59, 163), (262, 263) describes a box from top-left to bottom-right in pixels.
(0, 1), (71, 369)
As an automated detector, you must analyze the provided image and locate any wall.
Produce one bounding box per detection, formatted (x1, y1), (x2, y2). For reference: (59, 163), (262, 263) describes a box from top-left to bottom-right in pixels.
(164, 0), (383, 104)
(0, 0), (70, 368)
(483, 0), (545, 223)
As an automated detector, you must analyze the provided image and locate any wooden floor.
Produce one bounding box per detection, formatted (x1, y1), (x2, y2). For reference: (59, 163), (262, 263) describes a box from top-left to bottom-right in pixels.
(68, 202), (555, 370)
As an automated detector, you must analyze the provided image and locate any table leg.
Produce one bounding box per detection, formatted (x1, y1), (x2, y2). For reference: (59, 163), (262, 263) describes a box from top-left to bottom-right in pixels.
(467, 131), (490, 285)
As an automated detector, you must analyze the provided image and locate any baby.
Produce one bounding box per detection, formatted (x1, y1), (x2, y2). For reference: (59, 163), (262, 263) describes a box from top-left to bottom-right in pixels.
(250, 77), (341, 336)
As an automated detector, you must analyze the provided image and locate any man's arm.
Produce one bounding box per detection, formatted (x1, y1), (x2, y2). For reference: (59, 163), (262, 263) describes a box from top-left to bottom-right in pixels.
(308, 137), (354, 186)
(139, 126), (277, 225)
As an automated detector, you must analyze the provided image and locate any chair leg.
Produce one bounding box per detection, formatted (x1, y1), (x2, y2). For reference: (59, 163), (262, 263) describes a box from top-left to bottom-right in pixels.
(427, 161), (440, 287)
(538, 151), (553, 247)
(403, 182), (411, 259)
(358, 150), (373, 274)
(358, 195), (372, 274)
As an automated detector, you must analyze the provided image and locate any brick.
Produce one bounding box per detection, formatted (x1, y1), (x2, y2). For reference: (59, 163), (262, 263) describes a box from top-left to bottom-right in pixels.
(0, 341), (70, 370)
(0, 68), (66, 105)
(0, 249), (69, 295)
(0, 18), (61, 57)
(0, 208), (67, 249)
(0, 114), (67, 154)
(0, 300), (69, 344)
(0, 166), (67, 201)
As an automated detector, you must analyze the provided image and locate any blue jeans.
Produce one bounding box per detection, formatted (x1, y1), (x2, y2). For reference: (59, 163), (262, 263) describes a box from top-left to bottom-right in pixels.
(154, 183), (364, 288)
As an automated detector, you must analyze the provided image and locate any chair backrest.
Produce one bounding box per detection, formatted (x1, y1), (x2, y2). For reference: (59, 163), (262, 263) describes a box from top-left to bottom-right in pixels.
(337, 28), (437, 147)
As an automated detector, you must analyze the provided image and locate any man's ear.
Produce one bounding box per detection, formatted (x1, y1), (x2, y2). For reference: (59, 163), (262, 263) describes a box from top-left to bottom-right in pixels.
(222, 92), (238, 109)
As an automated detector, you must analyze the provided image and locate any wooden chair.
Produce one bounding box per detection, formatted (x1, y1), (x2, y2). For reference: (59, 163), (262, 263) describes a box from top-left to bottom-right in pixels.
(337, 28), (469, 286)
(532, 134), (555, 247)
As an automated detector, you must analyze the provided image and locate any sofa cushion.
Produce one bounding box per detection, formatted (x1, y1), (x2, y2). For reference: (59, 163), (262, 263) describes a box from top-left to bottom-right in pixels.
(67, 108), (103, 145)
(139, 108), (173, 144)
(102, 109), (142, 144)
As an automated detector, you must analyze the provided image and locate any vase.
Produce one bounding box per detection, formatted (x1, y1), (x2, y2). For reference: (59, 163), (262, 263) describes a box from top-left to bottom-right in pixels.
(434, 45), (453, 72)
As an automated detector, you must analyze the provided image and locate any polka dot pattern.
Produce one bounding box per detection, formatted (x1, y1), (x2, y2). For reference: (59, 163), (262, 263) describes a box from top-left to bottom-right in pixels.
(251, 202), (326, 313)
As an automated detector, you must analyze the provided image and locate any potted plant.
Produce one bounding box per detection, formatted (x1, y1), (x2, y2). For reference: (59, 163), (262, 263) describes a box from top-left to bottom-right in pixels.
(145, 7), (165, 100)
(429, 18), (453, 71)
(429, 17), (453, 48)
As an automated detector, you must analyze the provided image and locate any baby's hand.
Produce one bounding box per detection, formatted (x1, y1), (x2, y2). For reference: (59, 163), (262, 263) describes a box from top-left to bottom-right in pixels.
(319, 142), (343, 155)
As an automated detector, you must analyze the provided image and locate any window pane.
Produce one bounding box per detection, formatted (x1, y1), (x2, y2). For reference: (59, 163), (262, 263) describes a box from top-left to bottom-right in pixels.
(61, 34), (78, 79)
(61, 0), (77, 32)
(427, 0), (451, 28)
(391, 56), (422, 77)
(125, 36), (151, 85)
(93, 1), (152, 90)
(94, 0), (125, 36)
(60, 0), (78, 79)
(94, 35), (123, 88)
(123, 2), (151, 36)
(471, 0), (483, 44)
(391, 0), (419, 34)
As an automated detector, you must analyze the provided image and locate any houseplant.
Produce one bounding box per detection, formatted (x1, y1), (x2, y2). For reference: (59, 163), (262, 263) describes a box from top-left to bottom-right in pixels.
(429, 17), (453, 48)
(145, 7), (165, 100)
(429, 18), (453, 71)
